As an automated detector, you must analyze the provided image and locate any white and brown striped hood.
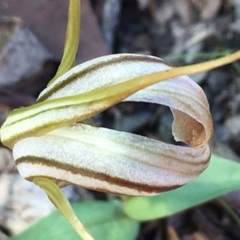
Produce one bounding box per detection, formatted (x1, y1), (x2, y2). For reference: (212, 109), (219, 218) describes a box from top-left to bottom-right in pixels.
(1, 53), (213, 196)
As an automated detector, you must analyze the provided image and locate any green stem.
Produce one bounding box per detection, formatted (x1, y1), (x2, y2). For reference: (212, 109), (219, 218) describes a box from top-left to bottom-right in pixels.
(48, 0), (80, 86)
(163, 51), (228, 62)
(218, 199), (240, 226)
(33, 177), (94, 240)
(164, 50), (240, 75)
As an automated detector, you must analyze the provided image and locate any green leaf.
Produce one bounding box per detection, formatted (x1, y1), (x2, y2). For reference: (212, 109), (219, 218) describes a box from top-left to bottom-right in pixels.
(123, 155), (240, 220)
(10, 200), (139, 240)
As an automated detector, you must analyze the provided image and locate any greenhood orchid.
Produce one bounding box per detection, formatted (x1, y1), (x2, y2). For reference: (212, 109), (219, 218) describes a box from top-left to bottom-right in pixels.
(1, 0), (240, 239)
(1, 53), (213, 195)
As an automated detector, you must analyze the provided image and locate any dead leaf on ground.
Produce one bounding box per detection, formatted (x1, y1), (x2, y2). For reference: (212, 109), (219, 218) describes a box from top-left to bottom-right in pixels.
(0, 0), (110, 63)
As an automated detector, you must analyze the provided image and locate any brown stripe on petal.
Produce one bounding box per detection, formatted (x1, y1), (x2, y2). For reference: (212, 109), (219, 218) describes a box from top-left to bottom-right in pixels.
(3, 101), (107, 147)
(37, 54), (165, 102)
(16, 156), (183, 194)
(26, 175), (179, 196)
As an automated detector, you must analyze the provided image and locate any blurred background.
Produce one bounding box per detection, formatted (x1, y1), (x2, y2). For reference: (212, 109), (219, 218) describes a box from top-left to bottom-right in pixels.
(0, 0), (240, 239)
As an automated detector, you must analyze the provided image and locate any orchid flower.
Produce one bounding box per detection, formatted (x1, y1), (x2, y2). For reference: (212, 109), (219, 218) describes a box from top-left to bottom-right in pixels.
(1, 0), (240, 239)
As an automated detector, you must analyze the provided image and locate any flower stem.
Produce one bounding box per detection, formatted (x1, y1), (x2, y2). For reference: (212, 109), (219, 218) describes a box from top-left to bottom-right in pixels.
(47, 0), (80, 86)
(33, 177), (94, 240)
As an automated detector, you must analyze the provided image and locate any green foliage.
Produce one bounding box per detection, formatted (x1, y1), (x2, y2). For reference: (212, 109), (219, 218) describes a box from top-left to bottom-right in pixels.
(10, 155), (240, 240)
(123, 155), (240, 220)
(9, 201), (139, 240)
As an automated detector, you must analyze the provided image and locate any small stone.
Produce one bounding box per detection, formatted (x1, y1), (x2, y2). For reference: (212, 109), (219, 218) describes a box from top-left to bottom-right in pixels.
(0, 18), (51, 88)
(0, 173), (55, 234)
(0, 148), (14, 172)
